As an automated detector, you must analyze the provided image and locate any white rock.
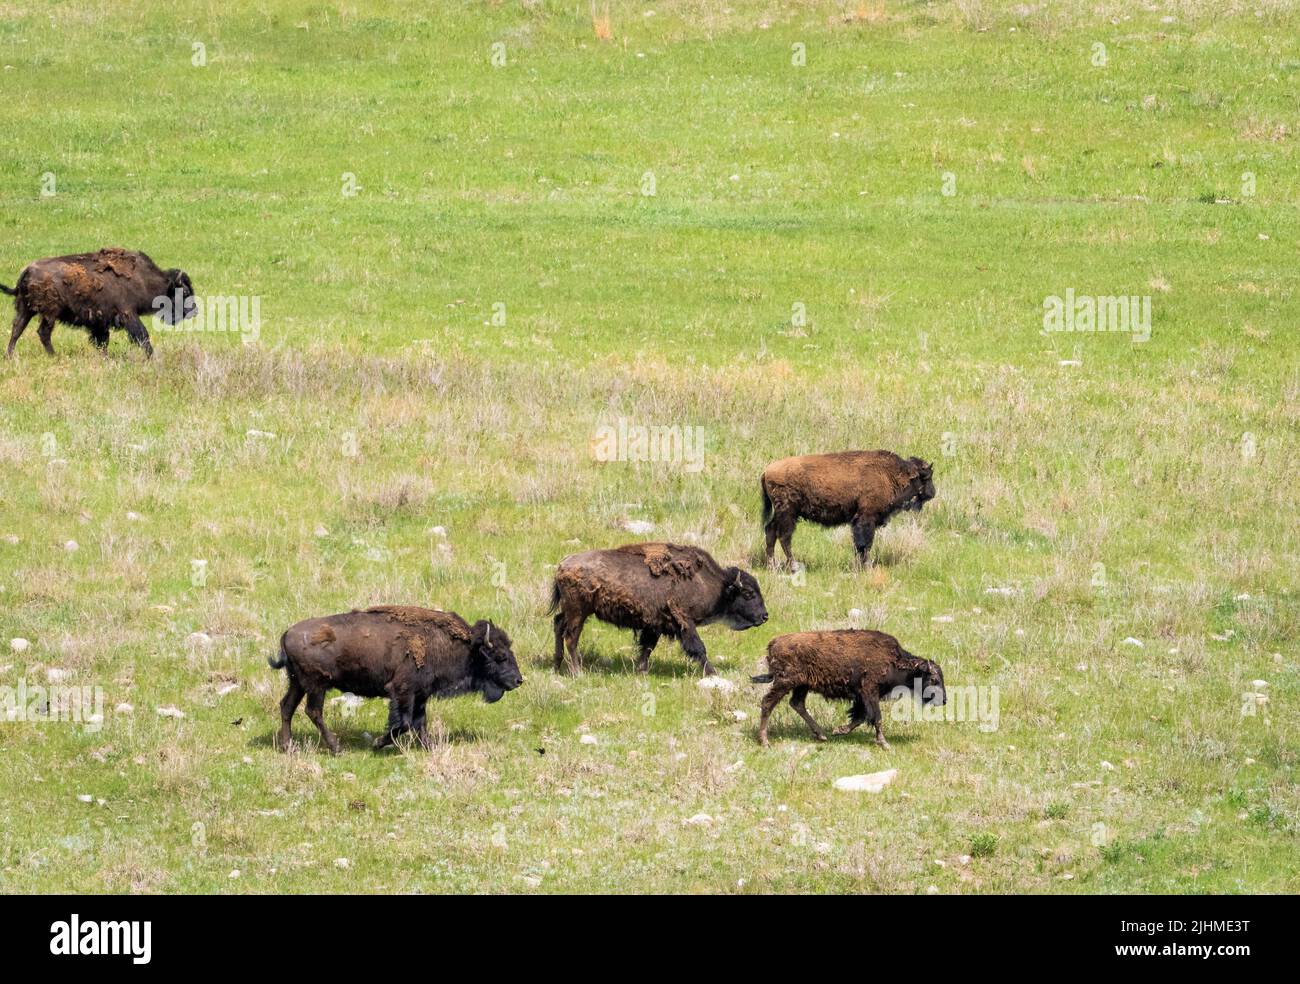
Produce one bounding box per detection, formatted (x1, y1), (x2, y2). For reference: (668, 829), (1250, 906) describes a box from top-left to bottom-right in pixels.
(115, 703), (134, 715)
(926, 885), (940, 895)
(329, 693), (364, 715)
(313, 525), (329, 538)
(1, 534), (18, 545)
(1100, 760), (1116, 771)
(64, 540), (79, 552)
(334, 858), (350, 869)
(521, 875), (542, 888)
(579, 734), (598, 745)
(156, 705), (185, 719)
(216, 682), (239, 697)
(187, 632), (213, 649)
(1122, 637), (1143, 648)
(958, 854), (972, 866)
(985, 586), (1015, 596)
(833, 768), (898, 793)
(10, 638), (29, 653)
(1059, 359), (1082, 367)
(229, 870), (240, 879)
(731, 710), (749, 722)
(847, 608), (864, 620)
(245, 429), (276, 439)
(697, 675), (736, 693)
(77, 794), (93, 803)
(619, 519), (655, 535)
(1251, 679), (1269, 692)
(46, 668), (70, 683)
(932, 615), (954, 623)
(683, 813), (714, 827)
(126, 511), (143, 522)
(429, 526), (447, 538)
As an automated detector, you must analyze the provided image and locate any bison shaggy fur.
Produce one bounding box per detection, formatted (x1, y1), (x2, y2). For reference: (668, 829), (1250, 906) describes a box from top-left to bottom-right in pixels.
(753, 629), (945, 747)
(2, 247), (195, 358)
(760, 450), (935, 568)
(549, 542), (768, 675)
(270, 605), (523, 754)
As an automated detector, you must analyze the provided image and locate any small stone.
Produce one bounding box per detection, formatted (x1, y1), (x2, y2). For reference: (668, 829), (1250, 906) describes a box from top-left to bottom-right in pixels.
(64, 540), (79, 552)
(10, 638), (29, 653)
(833, 769), (898, 793)
(46, 668), (70, 683)
(618, 519), (655, 535)
(334, 858), (350, 869)
(156, 705), (185, 719)
(697, 676), (736, 693)
(77, 794), (93, 803)
(1121, 637), (1143, 648)
(683, 813), (714, 827)
(115, 703), (134, 714)
(579, 734), (598, 745)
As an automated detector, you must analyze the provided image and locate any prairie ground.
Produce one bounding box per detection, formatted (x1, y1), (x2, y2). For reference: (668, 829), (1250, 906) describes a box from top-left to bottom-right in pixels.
(0, 0), (1297, 893)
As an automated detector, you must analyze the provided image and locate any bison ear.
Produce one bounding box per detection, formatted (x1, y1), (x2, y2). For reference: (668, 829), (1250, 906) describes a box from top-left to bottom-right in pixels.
(470, 619), (493, 650)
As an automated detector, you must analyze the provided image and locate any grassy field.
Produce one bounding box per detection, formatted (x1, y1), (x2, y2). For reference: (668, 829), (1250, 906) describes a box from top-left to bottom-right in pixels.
(0, 0), (1297, 893)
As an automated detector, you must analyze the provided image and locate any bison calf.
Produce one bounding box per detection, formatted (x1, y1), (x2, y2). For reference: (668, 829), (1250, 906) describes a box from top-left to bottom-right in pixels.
(2, 247), (195, 358)
(270, 605), (523, 754)
(550, 542), (768, 675)
(761, 450), (934, 568)
(753, 629), (945, 747)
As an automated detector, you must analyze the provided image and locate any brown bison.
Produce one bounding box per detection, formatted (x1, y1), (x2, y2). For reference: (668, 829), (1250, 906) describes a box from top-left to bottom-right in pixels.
(2, 247), (196, 358)
(753, 629), (945, 747)
(760, 450), (935, 567)
(269, 605), (523, 754)
(549, 542), (768, 675)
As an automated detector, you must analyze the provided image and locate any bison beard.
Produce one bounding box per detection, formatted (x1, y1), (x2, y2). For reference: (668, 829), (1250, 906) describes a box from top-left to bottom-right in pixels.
(3, 247), (196, 358)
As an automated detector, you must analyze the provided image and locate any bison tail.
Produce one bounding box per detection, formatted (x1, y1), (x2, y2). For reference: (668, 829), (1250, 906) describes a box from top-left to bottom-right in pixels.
(750, 673), (775, 684)
(0, 283), (15, 296)
(546, 580), (561, 617)
(267, 631), (289, 670)
(760, 477), (773, 528)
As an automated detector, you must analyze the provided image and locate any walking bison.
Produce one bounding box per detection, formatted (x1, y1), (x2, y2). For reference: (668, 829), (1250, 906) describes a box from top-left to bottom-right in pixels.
(760, 450), (935, 567)
(270, 605), (523, 754)
(2, 247), (195, 358)
(549, 542), (768, 675)
(753, 629), (945, 747)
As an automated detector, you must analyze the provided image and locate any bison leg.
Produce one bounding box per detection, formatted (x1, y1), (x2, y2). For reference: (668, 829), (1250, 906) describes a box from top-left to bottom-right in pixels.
(122, 315), (154, 358)
(559, 613), (586, 674)
(552, 611), (566, 670)
(89, 326), (111, 351)
(411, 697), (431, 749)
(789, 685), (828, 742)
(764, 522), (778, 567)
(635, 629), (659, 673)
(676, 620), (714, 676)
(851, 513), (877, 565)
(36, 316), (56, 356)
(303, 689), (340, 755)
(833, 695), (868, 736)
(866, 695), (889, 750)
(757, 681), (792, 746)
(375, 696), (415, 750)
(276, 674), (306, 750)
(6, 308), (33, 357)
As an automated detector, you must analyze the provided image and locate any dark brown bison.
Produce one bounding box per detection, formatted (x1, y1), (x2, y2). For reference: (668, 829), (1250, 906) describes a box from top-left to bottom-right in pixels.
(269, 605), (523, 754)
(753, 629), (945, 747)
(760, 450), (935, 567)
(2, 247), (196, 358)
(549, 542), (768, 676)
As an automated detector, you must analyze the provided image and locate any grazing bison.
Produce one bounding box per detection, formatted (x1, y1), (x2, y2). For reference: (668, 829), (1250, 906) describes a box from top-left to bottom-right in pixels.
(269, 605), (523, 754)
(760, 450), (935, 567)
(2, 247), (196, 358)
(753, 629), (945, 747)
(549, 542), (768, 675)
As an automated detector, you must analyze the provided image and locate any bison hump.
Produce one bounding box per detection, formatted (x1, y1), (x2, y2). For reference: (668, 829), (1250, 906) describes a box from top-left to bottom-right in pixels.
(616, 542), (703, 580)
(364, 605), (471, 642)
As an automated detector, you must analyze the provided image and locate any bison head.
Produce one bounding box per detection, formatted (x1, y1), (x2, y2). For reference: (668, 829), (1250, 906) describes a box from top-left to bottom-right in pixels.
(154, 269), (198, 324)
(917, 658), (946, 706)
(718, 568), (768, 630)
(470, 620), (523, 703)
(905, 458), (936, 511)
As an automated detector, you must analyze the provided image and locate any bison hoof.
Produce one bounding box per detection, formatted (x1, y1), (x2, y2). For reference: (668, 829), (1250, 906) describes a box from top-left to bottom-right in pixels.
(814, 733), (829, 743)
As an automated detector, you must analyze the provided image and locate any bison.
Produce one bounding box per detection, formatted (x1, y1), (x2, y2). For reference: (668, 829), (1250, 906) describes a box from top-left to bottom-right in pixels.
(549, 542), (768, 676)
(760, 450), (935, 568)
(2, 247), (196, 358)
(753, 629), (945, 747)
(269, 605), (523, 754)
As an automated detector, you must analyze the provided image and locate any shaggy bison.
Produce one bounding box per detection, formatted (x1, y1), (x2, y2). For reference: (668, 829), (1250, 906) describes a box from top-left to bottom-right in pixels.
(753, 629), (945, 747)
(549, 542), (768, 675)
(2, 247), (196, 358)
(760, 450), (934, 567)
(270, 605), (523, 754)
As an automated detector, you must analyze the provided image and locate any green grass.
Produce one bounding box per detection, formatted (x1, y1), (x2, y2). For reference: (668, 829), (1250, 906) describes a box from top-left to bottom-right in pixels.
(0, 0), (1297, 893)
